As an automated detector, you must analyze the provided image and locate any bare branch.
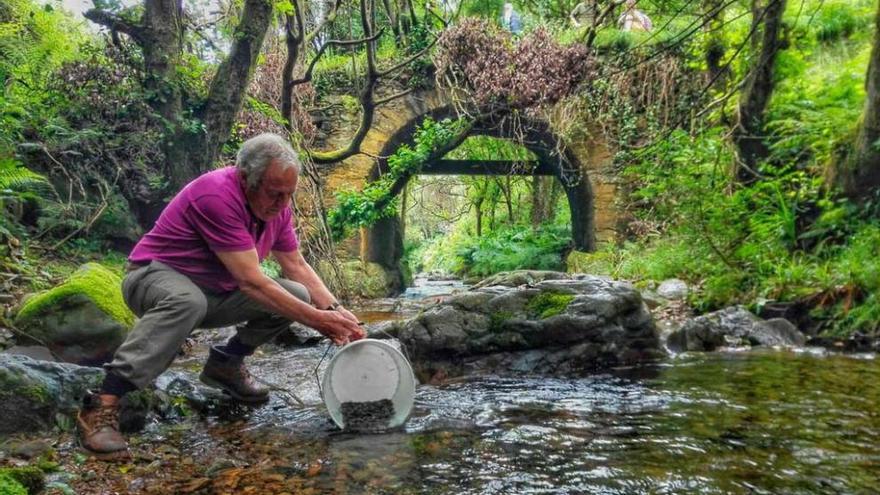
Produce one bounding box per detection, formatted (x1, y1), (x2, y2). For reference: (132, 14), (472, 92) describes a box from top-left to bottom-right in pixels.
(84, 8), (145, 44)
(377, 35), (438, 77)
(582, 0), (625, 48)
(375, 88), (413, 106)
(305, 0), (344, 47)
(308, 0), (383, 164)
(289, 30), (385, 88)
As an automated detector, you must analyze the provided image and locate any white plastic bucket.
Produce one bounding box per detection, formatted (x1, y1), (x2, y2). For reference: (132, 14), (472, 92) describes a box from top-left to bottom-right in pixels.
(321, 339), (416, 431)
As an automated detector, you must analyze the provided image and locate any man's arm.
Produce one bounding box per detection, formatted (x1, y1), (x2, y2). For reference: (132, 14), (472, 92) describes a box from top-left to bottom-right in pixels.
(215, 249), (363, 344)
(272, 249), (363, 327)
(273, 249), (336, 309)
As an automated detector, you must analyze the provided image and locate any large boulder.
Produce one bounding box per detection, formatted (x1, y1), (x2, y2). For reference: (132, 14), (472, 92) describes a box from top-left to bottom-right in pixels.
(667, 306), (806, 352)
(398, 274), (665, 380)
(318, 260), (398, 299)
(0, 353), (103, 433)
(0, 353), (215, 435)
(13, 263), (134, 365)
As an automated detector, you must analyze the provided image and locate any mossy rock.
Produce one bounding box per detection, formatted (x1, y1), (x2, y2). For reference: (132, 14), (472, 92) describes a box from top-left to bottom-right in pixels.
(14, 263), (134, 366)
(330, 261), (397, 299)
(473, 270), (570, 289)
(526, 292), (575, 319)
(0, 354), (103, 434)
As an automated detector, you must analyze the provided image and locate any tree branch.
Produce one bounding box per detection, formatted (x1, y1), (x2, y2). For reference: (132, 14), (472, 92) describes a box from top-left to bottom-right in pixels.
(377, 35), (438, 77)
(308, 0), (384, 164)
(84, 8), (145, 44)
(374, 88), (413, 106)
(289, 30), (384, 88)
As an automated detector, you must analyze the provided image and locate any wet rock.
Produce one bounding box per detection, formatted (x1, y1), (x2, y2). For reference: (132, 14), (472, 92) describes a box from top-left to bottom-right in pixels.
(0, 353), (103, 434)
(366, 320), (402, 339)
(657, 279), (688, 300)
(13, 263), (134, 366)
(473, 270), (571, 289)
(398, 275), (665, 379)
(639, 290), (666, 309)
(153, 371), (227, 416)
(667, 306), (806, 352)
(0, 354), (190, 435)
(274, 323), (323, 347)
(341, 399), (396, 432)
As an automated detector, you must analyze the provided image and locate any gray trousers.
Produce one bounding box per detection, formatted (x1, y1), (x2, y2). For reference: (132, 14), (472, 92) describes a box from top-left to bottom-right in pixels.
(106, 260), (310, 389)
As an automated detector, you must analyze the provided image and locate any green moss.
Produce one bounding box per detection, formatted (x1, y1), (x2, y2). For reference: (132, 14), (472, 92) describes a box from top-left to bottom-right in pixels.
(0, 368), (49, 404)
(15, 262), (134, 328)
(321, 261), (394, 299)
(20, 384), (49, 403)
(0, 466), (44, 494)
(527, 292), (575, 319)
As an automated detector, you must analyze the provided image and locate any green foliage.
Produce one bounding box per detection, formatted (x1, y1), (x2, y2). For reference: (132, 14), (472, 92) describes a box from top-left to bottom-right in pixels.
(0, 472), (27, 495)
(327, 117), (469, 240)
(446, 135), (537, 161)
(421, 224), (571, 277)
(0, 157), (46, 192)
(810, 0), (871, 43)
(586, 116), (880, 334)
(0, 0), (86, 152)
(0, 465), (44, 494)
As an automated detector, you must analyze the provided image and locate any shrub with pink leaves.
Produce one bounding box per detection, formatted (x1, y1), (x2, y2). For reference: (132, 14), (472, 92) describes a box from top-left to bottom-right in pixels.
(434, 19), (592, 110)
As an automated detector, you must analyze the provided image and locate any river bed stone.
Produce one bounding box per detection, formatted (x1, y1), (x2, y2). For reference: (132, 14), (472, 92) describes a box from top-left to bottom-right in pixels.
(397, 272), (665, 380)
(667, 306), (806, 352)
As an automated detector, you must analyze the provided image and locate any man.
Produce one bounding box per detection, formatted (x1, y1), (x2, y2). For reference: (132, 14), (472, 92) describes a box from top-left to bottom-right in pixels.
(77, 133), (365, 454)
(618, 0), (652, 32)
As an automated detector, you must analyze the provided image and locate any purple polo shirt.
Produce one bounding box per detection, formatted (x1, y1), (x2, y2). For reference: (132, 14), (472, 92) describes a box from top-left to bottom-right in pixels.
(129, 167), (299, 293)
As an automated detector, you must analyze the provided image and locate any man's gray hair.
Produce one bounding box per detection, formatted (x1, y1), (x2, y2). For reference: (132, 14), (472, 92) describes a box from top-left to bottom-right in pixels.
(236, 133), (302, 190)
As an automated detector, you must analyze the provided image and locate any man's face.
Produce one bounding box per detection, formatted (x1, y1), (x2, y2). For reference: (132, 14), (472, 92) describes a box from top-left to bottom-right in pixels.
(243, 160), (298, 221)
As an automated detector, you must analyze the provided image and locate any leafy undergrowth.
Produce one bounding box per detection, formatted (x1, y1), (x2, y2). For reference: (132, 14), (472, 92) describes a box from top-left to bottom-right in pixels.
(416, 224), (571, 278)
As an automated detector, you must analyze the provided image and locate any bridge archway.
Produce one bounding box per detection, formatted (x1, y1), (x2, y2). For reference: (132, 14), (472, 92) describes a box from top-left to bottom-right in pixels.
(362, 107), (596, 290)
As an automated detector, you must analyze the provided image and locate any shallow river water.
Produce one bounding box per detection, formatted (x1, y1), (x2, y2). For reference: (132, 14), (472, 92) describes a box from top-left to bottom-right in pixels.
(170, 336), (880, 494)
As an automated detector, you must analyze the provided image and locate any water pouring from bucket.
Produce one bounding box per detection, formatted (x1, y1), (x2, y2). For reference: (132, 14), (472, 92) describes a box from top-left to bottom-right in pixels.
(320, 339), (416, 432)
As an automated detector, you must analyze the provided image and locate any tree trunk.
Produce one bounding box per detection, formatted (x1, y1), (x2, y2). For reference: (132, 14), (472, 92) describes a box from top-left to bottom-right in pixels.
(531, 175), (554, 226)
(86, 0), (275, 228)
(381, 0), (402, 44)
(733, 0), (787, 184)
(400, 181), (408, 240)
(187, 0), (274, 179)
(704, 0), (726, 85)
(474, 199), (483, 237)
(831, 1), (880, 199)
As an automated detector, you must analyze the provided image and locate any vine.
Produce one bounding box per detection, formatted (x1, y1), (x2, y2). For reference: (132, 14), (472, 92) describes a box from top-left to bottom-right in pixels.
(327, 116), (470, 241)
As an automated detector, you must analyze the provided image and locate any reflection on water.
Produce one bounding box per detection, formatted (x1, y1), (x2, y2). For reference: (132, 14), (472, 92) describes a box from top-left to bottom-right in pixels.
(179, 348), (880, 494)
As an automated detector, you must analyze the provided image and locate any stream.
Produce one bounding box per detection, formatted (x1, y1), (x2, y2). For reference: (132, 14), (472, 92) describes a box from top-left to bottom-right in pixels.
(19, 277), (880, 494)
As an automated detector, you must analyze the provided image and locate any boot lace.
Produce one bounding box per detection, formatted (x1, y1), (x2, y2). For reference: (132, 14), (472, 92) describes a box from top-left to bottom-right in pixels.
(92, 405), (120, 431)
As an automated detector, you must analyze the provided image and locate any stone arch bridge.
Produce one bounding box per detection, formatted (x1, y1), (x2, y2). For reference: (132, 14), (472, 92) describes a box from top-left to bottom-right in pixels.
(319, 89), (622, 289)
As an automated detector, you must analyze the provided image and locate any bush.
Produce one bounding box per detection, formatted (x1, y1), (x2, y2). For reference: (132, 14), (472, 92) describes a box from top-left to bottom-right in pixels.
(420, 224), (571, 278)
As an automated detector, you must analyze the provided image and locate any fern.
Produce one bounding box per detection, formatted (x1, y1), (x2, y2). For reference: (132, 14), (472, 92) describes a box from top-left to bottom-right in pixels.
(0, 157), (48, 195)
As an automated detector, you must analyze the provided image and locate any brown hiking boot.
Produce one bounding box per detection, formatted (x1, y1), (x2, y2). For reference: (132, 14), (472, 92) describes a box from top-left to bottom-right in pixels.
(199, 346), (269, 403)
(77, 393), (127, 454)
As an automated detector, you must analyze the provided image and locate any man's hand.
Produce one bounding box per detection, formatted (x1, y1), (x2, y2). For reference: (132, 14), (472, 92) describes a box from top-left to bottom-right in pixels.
(309, 309), (365, 345)
(336, 306), (366, 342)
